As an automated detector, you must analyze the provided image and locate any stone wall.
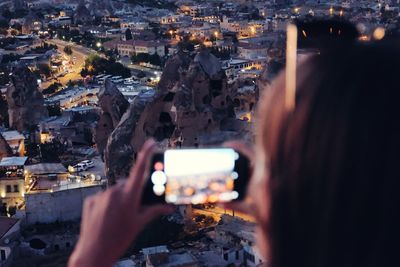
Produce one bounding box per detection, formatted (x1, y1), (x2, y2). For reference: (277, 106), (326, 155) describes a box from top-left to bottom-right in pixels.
(25, 185), (102, 224)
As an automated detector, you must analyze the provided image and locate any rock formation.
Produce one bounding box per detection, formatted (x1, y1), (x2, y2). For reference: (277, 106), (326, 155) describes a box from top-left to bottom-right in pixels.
(88, 0), (114, 17)
(12, 0), (27, 11)
(104, 50), (251, 185)
(0, 134), (12, 160)
(95, 79), (129, 159)
(74, 0), (93, 25)
(6, 65), (48, 132)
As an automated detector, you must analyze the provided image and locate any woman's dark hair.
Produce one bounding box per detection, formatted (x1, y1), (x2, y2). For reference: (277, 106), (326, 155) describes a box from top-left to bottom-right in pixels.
(260, 42), (400, 267)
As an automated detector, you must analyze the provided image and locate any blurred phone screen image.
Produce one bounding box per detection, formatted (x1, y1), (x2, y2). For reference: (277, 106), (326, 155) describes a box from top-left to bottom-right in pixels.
(159, 148), (240, 205)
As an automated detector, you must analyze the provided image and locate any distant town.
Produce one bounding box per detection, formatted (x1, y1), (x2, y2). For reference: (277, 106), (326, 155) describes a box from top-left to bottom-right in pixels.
(0, 0), (397, 266)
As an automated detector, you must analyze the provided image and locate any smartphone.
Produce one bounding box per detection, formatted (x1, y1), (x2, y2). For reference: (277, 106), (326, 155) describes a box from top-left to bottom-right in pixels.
(142, 148), (250, 205)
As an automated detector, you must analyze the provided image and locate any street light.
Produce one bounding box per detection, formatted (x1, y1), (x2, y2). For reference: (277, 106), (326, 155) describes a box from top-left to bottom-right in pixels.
(373, 27), (385, 41)
(329, 7), (334, 16)
(96, 42), (102, 48)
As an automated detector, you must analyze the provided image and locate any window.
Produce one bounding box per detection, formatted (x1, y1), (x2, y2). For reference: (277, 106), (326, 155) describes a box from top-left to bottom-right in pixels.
(6, 185), (11, 193)
(0, 249), (5, 261)
(244, 251), (255, 263)
(14, 185), (19, 193)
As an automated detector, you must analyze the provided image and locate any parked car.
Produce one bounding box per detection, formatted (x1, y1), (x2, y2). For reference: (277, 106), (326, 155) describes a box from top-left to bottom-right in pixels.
(68, 163), (87, 173)
(80, 160), (94, 169)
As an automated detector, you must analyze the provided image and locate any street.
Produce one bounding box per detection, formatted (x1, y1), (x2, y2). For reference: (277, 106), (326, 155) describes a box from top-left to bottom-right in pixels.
(193, 205), (255, 222)
(41, 39), (99, 89)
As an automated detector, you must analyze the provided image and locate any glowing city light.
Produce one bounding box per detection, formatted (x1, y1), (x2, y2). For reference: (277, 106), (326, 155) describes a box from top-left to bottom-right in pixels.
(373, 27), (385, 40)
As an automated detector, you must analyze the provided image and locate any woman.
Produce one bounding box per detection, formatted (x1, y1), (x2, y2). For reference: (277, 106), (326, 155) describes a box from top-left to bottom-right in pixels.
(69, 42), (400, 267)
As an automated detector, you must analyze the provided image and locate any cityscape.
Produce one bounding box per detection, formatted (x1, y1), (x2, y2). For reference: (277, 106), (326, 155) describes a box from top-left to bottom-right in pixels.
(0, 0), (398, 266)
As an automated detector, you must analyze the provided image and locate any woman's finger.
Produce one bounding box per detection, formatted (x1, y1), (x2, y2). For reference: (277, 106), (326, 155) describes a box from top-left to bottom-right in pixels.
(124, 139), (156, 203)
(141, 205), (174, 223)
(223, 140), (255, 162)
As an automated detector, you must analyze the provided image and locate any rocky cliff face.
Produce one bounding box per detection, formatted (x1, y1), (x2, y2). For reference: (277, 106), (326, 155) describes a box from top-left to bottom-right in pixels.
(0, 134), (12, 159)
(95, 79), (129, 159)
(88, 0), (114, 17)
(6, 65), (48, 132)
(104, 50), (251, 185)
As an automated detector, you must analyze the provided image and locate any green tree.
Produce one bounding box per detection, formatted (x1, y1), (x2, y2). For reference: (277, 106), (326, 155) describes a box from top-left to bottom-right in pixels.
(131, 53), (162, 66)
(149, 54), (161, 66)
(177, 35), (201, 52)
(125, 29), (133, 40)
(37, 64), (51, 77)
(63, 45), (73, 55)
(39, 140), (65, 162)
(0, 19), (8, 28)
(82, 54), (131, 78)
(47, 104), (61, 117)
(0, 97), (8, 127)
(42, 82), (61, 95)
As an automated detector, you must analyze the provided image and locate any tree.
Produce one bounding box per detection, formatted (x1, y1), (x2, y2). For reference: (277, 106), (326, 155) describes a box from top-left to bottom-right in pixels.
(149, 54), (161, 66)
(0, 97), (8, 127)
(81, 54), (131, 78)
(137, 71), (146, 78)
(0, 19), (9, 30)
(1, 54), (21, 64)
(125, 29), (133, 40)
(63, 45), (73, 55)
(39, 140), (65, 162)
(42, 82), (61, 95)
(210, 48), (231, 60)
(47, 104), (61, 116)
(38, 64), (51, 77)
(131, 53), (162, 66)
(178, 35), (201, 52)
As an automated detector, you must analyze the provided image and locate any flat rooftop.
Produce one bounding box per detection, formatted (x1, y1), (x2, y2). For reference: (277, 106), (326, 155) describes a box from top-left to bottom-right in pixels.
(0, 157), (28, 167)
(1, 130), (24, 141)
(0, 217), (18, 239)
(25, 163), (67, 175)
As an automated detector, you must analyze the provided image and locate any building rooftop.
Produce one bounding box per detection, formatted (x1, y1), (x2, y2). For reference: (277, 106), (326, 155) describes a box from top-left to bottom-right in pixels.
(147, 252), (198, 267)
(197, 251), (228, 266)
(0, 217), (19, 239)
(119, 39), (167, 47)
(0, 157), (28, 167)
(1, 131), (25, 141)
(115, 258), (136, 267)
(216, 215), (256, 242)
(20, 56), (39, 60)
(40, 116), (71, 127)
(142, 245), (169, 256)
(25, 163), (67, 175)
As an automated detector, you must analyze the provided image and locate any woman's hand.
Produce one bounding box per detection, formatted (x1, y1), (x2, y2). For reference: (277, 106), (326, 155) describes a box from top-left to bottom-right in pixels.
(220, 140), (257, 216)
(69, 140), (173, 267)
